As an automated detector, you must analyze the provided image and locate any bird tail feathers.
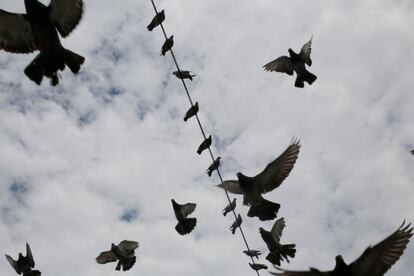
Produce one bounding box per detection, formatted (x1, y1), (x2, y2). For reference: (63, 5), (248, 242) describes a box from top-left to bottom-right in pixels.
(247, 198), (280, 221)
(64, 49), (85, 74)
(303, 70), (317, 85)
(24, 54), (45, 85)
(281, 243), (296, 260)
(175, 217), (197, 235)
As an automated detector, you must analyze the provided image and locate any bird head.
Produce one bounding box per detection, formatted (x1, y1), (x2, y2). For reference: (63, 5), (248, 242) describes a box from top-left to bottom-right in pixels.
(335, 255), (346, 265)
(288, 48), (296, 57)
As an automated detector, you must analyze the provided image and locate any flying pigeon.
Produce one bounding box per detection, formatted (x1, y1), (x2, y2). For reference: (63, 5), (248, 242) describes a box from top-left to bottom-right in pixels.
(222, 198), (236, 216)
(147, 9), (165, 31)
(183, 102), (199, 122)
(260, 217), (296, 266)
(230, 214), (242, 234)
(96, 240), (139, 271)
(243, 249), (262, 259)
(173, 70), (196, 81)
(0, 0), (85, 86)
(160, 35), (174, 56)
(206, 156), (221, 177)
(171, 199), (197, 235)
(263, 37), (316, 88)
(270, 221), (413, 276)
(250, 263), (268, 271)
(5, 243), (40, 276)
(197, 135), (212, 155)
(217, 140), (300, 221)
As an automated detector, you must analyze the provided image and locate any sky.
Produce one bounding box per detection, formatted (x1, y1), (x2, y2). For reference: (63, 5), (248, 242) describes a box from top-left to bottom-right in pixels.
(0, 0), (414, 275)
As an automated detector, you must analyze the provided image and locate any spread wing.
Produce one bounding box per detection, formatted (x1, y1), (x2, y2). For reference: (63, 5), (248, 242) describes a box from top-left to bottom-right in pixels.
(349, 221), (413, 276)
(118, 240), (139, 253)
(217, 180), (243, 194)
(180, 203), (196, 217)
(49, 0), (83, 37)
(25, 243), (35, 268)
(263, 56), (294, 75)
(5, 254), (21, 274)
(96, 250), (117, 264)
(254, 140), (301, 193)
(271, 218), (286, 242)
(300, 37), (313, 66)
(270, 266), (333, 276)
(0, 10), (36, 53)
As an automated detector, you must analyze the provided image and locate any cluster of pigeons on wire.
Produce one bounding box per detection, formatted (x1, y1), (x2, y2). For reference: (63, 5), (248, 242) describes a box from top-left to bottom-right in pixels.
(1, 1), (413, 276)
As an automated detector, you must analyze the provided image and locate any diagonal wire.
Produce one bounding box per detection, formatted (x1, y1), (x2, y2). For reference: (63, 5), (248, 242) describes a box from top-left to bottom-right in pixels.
(149, 1), (261, 275)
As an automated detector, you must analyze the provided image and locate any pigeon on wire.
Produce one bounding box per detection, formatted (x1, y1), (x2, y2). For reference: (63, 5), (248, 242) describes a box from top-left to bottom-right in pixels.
(171, 199), (197, 235)
(222, 198), (236, 216)
(260, 217), (296, 265)
(206, 156), (221, 177)
(161, 35), (174, 56)
(96, 240), (139, 271)
(250, 263), (268, 271)
(183, 102), (199, 122)
(0, 0), (85, 86)
(5, 243), (41, 276)
(147, 9), (165, 31)
(243, 249), (262, 259)
(173, 70), (196, 81)
(197, 135), (212, 155)
(230, 214), (242, 234)
(218, 140), (300, 221)
(270, 221), (413, 276)
(263, 37), (316, 88)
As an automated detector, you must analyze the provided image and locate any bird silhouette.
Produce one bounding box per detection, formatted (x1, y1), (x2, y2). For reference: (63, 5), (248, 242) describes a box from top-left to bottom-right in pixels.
(5, 243), (41, 276)
(96, 240), (139, 271)
(250, 263), (268, 271)
(243, 249), (262, 259)
(206, 156), (221, 177)
(197, 135), (212, 155)
(183, 102), (199, 122)
(147, 9), (165, 31)
(161, 35), (173, 56)
(222, 198), (236, 216)
(173, 70), (196, 81)
(230, 214), (242, 234)
(171, 199), (197, 235)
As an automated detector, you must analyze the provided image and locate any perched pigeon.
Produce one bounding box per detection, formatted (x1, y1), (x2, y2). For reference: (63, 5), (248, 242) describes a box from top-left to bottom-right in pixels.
(96, 240), (139, 271)
(5, 243), (40, 276)
(183, 102), (199, 122)
(260, 217), (296, 266)
(147, 9), (165, 31)
(171, 199), (197, 235)
(222, 198), (236, 216)
(263, 37), (316, 88)
(160, 35), (174, 56)
(206, 156), (221, 177)
(250, 263), (268, 271)
(0, 0), (85, 86)
(243, 249), (262, 259)
(230, 214), (242, 234)
(173, 70), (196, 81)
(270, 221), (413, 276)
(197, 135), (212, 155)
(217, 140), (300, 221)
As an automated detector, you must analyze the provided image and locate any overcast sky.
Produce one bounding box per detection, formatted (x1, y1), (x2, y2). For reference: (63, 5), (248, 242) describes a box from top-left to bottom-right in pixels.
(1, 0), (414, 275)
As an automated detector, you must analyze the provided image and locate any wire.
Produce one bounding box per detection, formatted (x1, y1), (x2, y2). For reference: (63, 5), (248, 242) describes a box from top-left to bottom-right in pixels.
(149, 1), (261, 275)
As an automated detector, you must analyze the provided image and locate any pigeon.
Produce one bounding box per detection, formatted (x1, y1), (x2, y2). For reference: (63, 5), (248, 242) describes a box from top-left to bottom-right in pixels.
(5, 243), (40, 276)
(260, 217), (296, 266)
(250, 263), (268, 271)
(206, 156), (221, 177)
(173, 70), (196, 81)
(217, 140), (300, 221)
(160, 35), (174, 56)
(197, 135), (212, 155)
(230, 214), (242, 234)
(96, 240), (139, 271)
(171, 199), (197, 235)
(183, 102), (199, 122)
(263, 37), (316, 88)
(243, 249), (262, 259)
(270, 221), (413, 276)
(0, 0), (85, 86)
(222, 198), (236, 216)
(147, 9), (165, 31)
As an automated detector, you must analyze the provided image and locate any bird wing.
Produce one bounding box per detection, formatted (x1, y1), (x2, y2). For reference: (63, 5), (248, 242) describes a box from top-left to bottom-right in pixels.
(5, 254), (21, 274)
(180, 203), (196, 217)
(269, 266), (333, 276)
(96, 250), (117, 264)
(0, 10), (36, 53)
(349, 221), (413, 276)
(25, 243), (35, 268)
(49, 0), (83, 37)
(300, 37), (313, 66)
(271, 217), (286, 242)
(118, 240), (139, 253)
(217, 180), (243, 194)
(254, 140), (301, 194)
(263, 56), (294, 75)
